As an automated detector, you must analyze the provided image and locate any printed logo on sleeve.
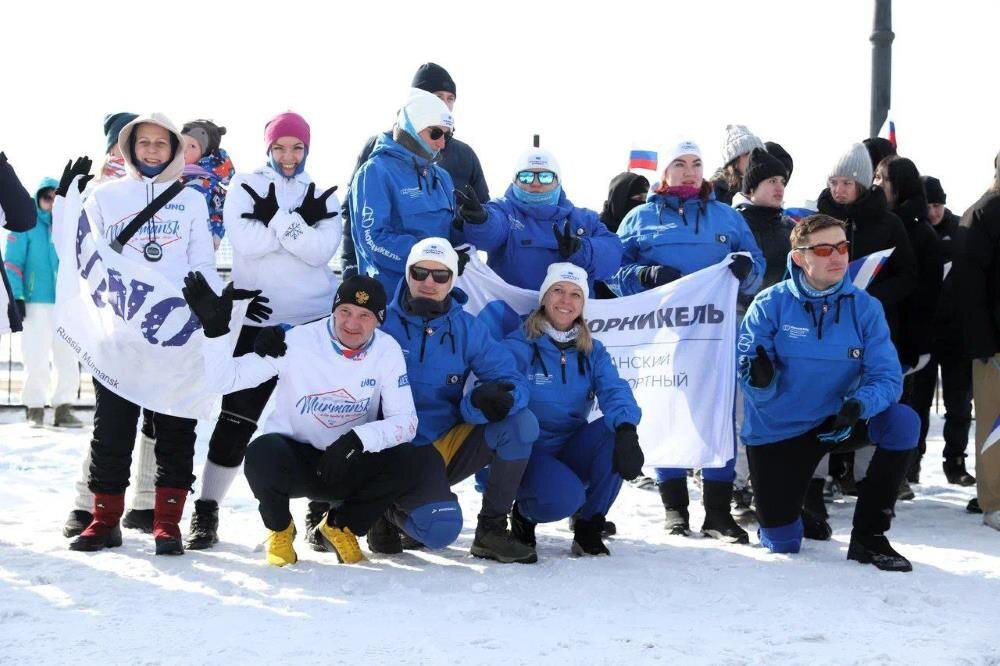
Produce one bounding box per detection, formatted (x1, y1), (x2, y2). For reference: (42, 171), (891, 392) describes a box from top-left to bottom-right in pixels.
(848, 347), (864, 359)
(398, 373), (409, 387)
(716, 233), (729, 244)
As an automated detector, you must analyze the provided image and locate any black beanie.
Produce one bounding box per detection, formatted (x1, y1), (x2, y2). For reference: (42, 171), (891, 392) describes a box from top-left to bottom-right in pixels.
(104, 112), (138, 154)
(863, 137), (897, 172)
(742, 147), (788, 195)
(333, 276), (387, 323)
(412, 62), (456, 96)
(922, 175), (946, 204)
(764, 141), (793, 183)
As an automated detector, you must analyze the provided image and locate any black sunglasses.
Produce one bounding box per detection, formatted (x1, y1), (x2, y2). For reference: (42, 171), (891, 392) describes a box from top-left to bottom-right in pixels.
(516, 170), (557, 185)
(409, 265), (453, 284)
(427, 127), (451, 141)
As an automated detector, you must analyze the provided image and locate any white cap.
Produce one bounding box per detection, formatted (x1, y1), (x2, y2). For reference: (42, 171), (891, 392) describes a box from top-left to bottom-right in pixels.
(538, 262), (589, 305)
(660, 139), (702, 168)
(514, 148), (561, 179)
(406, 237), (459, 277)
(397, 88), (454, 134)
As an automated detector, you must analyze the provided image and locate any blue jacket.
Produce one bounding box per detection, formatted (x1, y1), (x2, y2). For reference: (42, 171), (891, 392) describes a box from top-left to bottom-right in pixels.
(463, 185), (623, 290)
(609, 189), (765, 296)
(4, 177), (59, 304)
(381, 281), (530, 446)
(349, 132), (460, 295)
(503, 328), (640, 452)
(738, 255), (902, 445)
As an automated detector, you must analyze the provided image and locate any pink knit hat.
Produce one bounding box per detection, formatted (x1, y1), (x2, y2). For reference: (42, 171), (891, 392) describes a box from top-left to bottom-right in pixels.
(264, 111), (310, 149)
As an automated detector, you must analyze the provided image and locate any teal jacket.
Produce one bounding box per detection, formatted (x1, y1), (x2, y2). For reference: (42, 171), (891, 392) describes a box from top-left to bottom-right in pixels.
(4, 177), (59, 303)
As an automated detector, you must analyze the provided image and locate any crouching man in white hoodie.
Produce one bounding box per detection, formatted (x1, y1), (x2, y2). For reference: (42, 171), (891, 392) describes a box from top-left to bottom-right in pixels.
(182, 272), (419, 567)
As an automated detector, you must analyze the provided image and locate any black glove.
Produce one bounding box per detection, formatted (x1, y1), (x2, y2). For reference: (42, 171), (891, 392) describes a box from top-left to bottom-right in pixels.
(552, 220), (583, 259)
(748, 345), (774, 388)
(253, 326), (287, 358)
(639, 264), (681, 289)
(245, 292), (272, 324)
(56, 156), (94, 197)
(456, 248), (471, 276)
(0, 152), (5, 165)
(240, 182), (279, 226)
(613, 424), (644, 481)
(831, 398), (863, 431)
(455, 185), (486, 225)
(14, 299), (26, 320)
(470, 381), (516, 423)
(317, 430), (364, 491)
(294, 183), (339, 227)
(729, 254), (753, 282)
(181, 272), (262, 338)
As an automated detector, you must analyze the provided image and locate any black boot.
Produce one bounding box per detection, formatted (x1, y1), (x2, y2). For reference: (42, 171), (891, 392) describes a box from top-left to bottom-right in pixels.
(731, 484), (756, 525)
(943, 457), (976, 486)
(850, 447), (912, 571)
(802, 477), (832, 541)
(510, 502), (536, 547)
(304, 501), (330, 552)
(121, 508), (154, 533)
(184, 500), (219, 550)
(658, 478), (690, 536)
(967, 497), (983, 514)
(366, 515), (403, 554)
(63, 510), (93, 538)
(701, 481), (749, 544)
(569, 514), (616, 537)
(571, 514), (610, 556)
(470, 514), (537, 564)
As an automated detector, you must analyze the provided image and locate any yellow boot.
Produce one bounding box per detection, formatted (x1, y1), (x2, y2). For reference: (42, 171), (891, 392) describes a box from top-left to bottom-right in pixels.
(266, 520), (298, 567)
(314, 515), (364, 564)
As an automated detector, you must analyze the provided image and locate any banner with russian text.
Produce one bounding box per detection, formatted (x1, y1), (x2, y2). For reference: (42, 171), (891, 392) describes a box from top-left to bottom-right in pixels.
(457, 252), (740, 468)
(51, 181), (239, 420)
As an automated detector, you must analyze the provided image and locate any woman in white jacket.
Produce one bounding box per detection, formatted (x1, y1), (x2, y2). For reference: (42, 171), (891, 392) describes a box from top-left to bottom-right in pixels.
(186, 111), (343, 550)
(69, 113), (225, 556)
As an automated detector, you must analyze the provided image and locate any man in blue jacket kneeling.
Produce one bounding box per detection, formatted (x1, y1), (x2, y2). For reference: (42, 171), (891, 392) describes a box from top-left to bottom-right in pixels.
(739, 214), (919, 572)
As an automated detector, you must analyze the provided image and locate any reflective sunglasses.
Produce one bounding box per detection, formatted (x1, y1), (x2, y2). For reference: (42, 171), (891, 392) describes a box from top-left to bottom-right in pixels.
(409, 265), (453, 284)
(795, 240), (850, 257)
(427, 126), (451, 141)
(516, 170), (557, 185)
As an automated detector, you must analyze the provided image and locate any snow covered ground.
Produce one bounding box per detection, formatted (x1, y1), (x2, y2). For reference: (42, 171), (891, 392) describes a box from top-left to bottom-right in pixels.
(0, 409), (997, 665)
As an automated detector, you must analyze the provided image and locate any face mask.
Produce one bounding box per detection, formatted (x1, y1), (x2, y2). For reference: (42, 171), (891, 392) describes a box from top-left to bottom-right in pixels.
(511, 184), (562, 206)
(138, 162), (167, 178)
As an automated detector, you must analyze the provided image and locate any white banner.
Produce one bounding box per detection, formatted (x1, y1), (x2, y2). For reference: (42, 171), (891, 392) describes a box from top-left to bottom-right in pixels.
(52, 182), (238, 420)
(457, 252), (740, 468)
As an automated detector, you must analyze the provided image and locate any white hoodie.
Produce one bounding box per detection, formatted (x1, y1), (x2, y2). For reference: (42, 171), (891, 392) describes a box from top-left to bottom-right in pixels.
(225, 166), (341, 325)
(202, 321), (417, 452)
(83, 113), (221, 291)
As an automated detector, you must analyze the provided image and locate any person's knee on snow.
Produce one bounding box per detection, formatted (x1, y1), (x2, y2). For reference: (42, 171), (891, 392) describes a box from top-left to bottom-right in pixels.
(485, 409), (539, 461)
(759, 518), (803, 554)
(403, 500), (463, 549)
(868, 403), (920, 452)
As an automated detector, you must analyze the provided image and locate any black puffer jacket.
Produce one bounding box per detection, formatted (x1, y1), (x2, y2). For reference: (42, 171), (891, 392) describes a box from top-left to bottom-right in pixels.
(894, 196), (943, 366)
(817, 186), (918, 356)
(734, 203), (793, 311)
(930, 210), (964, 347)
(957, 191), (1000, 359)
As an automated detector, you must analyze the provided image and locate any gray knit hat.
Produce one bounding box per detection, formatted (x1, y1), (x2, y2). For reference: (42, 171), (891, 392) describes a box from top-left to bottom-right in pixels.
(722, 124), (765, 165)
(829, 143), (873, 187)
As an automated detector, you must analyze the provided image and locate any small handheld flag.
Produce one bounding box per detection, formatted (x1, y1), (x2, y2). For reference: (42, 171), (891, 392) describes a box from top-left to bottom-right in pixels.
(628, 149), (657, 171)
(849, 248), (895, 290)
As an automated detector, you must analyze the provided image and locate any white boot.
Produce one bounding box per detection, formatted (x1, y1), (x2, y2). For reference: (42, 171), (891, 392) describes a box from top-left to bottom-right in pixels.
(984, 511), (1000, 531)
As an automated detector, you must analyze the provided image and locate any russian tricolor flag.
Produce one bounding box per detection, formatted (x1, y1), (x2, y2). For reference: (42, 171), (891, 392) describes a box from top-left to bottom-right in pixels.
(879, 114), (897, 149)
(629, 149), (657, 171)
(984, 413), (1000, 455)
(850, 248), (894, 290)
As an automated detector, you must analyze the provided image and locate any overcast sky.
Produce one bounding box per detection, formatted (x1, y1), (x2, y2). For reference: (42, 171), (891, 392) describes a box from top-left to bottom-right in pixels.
(3, 0), (997, 213)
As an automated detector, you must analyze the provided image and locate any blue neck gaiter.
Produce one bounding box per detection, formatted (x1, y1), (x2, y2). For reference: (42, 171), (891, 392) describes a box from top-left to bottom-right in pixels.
(269, 147), (308, 179)
(138, 162), (167, 178)
(511, 184), (562, 206)
(796, 270), (844, 298)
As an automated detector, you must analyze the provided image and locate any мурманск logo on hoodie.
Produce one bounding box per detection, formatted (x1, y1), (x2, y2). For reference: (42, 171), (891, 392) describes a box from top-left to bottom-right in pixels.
(296, 389), (371, 429)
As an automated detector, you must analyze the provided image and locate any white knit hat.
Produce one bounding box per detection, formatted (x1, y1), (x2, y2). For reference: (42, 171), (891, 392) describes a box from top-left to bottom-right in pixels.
(722, 124), (765, 165)
(538, 262), (589, 305)
(397, 88), (454, 134)
(660, 139), (702, 167)
(514, 148), (561, 179)
(406, 237), (459, 277)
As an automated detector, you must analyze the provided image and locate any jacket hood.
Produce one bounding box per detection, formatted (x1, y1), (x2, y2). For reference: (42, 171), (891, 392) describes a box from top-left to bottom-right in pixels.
(117, 112), (186, 183)
(35, 176), (58, 204)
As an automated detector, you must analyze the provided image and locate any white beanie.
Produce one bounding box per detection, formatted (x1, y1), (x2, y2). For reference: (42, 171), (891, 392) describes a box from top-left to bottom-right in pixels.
(722, 124), (765, 165)
(538, 262), (589, 305)
(406, 237), (459, 277)
(660, 139), (702, 168)
(397, 88), (454, 135)
(514, 148), (561, 179)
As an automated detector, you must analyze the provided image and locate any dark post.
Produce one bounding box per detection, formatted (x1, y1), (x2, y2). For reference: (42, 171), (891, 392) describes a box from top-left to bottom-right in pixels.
(533, 134), (540, 148)
(869, 0), (894, 137)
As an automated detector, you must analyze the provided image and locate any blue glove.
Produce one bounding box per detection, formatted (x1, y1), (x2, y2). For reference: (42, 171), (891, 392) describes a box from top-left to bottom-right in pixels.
(817, 399), (863, 443)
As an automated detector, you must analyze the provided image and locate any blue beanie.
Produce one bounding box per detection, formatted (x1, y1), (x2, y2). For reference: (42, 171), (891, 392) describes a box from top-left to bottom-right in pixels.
(104, 112), (138, 154)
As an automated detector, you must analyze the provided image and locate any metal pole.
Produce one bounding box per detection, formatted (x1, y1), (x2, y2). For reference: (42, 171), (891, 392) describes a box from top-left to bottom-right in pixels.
(869, 0), (894, 137)
(533, 134), (540, 148)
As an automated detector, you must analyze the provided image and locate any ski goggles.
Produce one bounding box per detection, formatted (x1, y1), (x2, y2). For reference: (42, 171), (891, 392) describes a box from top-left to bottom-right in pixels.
(794, 240), (850, 257)
(515, 170), (557, 185)
(409, 265), (454, 284)
(427, 126), (452, 141)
